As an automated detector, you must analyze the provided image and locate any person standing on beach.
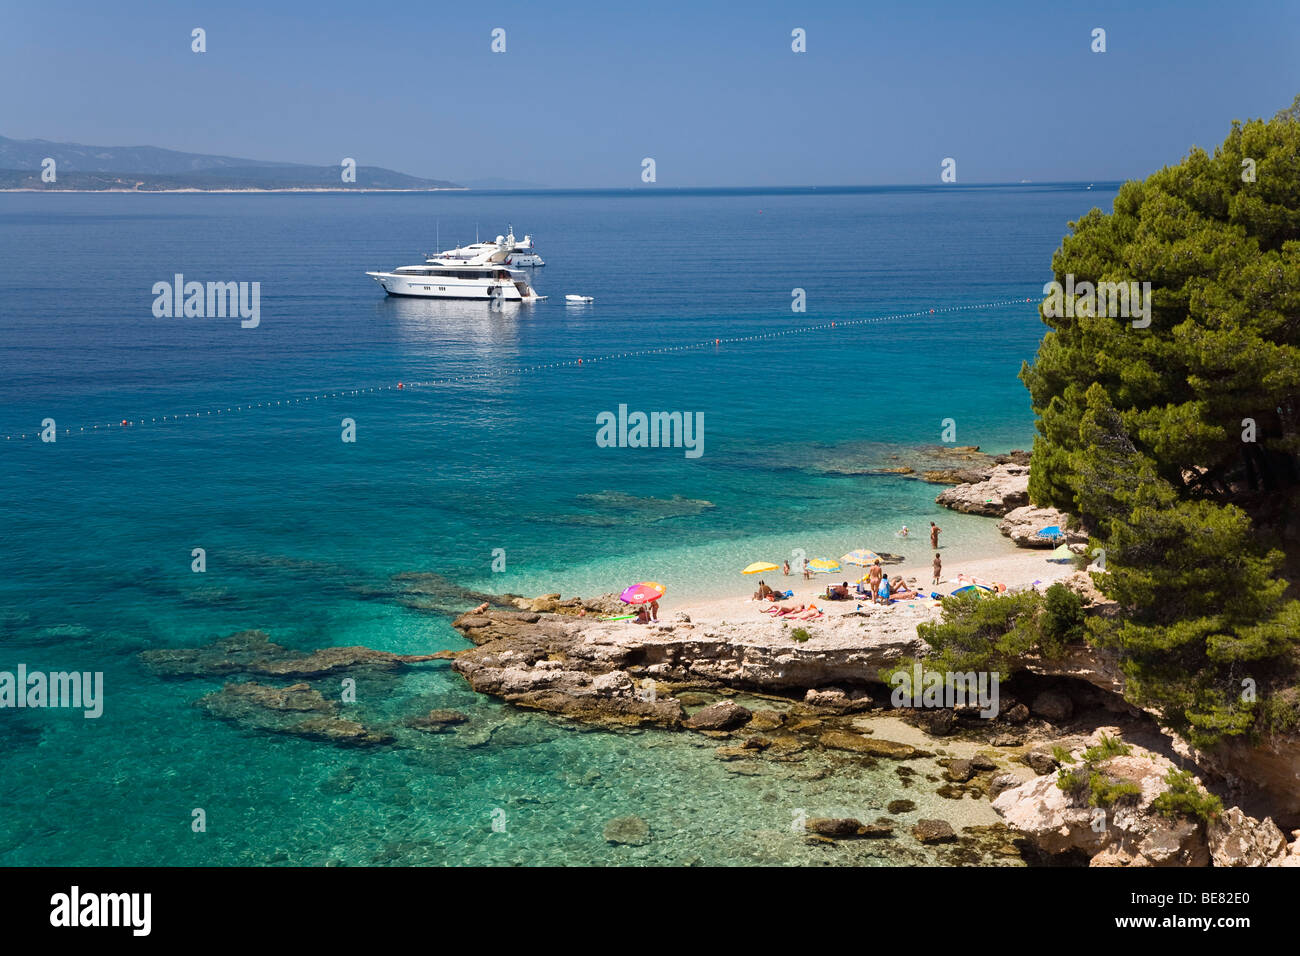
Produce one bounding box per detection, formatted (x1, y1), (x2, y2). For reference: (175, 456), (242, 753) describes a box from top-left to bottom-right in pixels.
(803, 557), (811, 580)
(932, 553), (942, 587)
(930, 522), (941, 549)
(868, 559), (884, 604)
(649, 599), (660, 622)
(783, 560), (790, 576)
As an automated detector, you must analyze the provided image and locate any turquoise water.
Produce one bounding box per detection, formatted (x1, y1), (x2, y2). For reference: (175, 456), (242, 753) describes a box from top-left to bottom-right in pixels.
(0, 185), (1116, 865)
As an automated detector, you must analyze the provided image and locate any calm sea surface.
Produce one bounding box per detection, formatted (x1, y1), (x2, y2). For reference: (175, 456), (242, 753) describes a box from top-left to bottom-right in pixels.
(0, 184), (1116, 865)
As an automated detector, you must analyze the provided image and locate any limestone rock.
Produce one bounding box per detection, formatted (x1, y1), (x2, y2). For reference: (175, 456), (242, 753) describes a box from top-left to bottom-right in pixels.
(997, 506), (1087, 549)
(934, 463), (1030, 517)
(818, 730), (923, 759)
(682, 700), (752, 731)
(945, 758), (976, 782)
(1024, 750), (1060, 775)
(1208, 807), (1288, 867)
(988, 773), (1021, 800)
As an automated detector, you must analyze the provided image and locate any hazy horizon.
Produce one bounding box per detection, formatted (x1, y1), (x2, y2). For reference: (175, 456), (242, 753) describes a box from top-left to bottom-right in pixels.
(2, 0), (1298, 187)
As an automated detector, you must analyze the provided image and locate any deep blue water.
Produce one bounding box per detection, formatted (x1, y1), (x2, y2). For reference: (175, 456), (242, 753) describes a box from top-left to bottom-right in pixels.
(0, 184), (1116, 865)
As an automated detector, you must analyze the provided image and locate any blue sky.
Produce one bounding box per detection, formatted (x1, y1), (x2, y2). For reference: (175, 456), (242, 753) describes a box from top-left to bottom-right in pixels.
(3, 0), (1297, 186)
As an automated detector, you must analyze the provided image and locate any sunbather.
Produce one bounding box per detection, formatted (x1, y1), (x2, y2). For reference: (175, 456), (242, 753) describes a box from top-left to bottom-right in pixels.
(762, 602), (796, 615)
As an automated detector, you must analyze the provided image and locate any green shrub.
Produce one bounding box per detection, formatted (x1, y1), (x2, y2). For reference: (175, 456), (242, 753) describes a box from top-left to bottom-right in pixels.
(1152, 769), (1223, 824)
(1051, 745), (1075, 764)
(1081, 734), (1131, 763)
(790, 627), (811, 643)
(1056, 769), (1091, 798)
(1089, 775), (1142, 808)
(1041, 583), (1087, 648)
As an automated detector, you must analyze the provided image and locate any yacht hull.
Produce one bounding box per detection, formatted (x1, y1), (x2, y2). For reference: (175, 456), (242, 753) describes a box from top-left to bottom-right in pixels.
(366, 273), (541, 301)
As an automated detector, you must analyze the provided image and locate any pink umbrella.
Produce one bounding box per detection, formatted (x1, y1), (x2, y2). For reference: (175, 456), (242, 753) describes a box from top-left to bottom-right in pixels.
(620, 582), (666, 605)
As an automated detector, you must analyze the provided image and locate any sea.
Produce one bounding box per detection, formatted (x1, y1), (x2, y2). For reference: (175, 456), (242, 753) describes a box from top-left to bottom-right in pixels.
(0, 183), (1118, 865)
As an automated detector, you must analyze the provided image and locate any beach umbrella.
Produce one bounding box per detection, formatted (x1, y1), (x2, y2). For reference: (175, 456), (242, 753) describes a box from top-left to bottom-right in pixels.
(841, 549), (883, 566)
(1048, 544), (1075, 563)
(808, 558), (841, 573)
(741, 562), (779, 575)
(1035, 525), (1064, 539)
(949, 583), (995, 598)
(620, 581), (666, 604)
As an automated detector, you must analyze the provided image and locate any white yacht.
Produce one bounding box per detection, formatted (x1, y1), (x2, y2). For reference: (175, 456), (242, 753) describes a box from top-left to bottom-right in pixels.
(433, 226), (544, 267)
(505, 234), (544, 267)
(366, 229), (544, 301)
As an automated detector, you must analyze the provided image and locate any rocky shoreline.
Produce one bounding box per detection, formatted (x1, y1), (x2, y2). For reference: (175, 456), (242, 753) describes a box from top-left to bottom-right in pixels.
(129, 455), (1300, 866)
(439, 595), (1300, 865)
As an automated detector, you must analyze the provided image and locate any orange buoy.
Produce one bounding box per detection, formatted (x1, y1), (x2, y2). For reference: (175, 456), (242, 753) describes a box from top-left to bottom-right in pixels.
(929, 308), (935, 313)
(397, 382), (404, 389)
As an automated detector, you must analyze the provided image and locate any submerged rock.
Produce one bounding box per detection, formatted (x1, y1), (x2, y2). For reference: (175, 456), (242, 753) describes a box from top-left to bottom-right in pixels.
(406, 709), (470, 732)
(140, 629), (440, 679)
(806, 817), (893, 839)
(818, 730), (926, 759)
(604, 815), (652, 846)
(197, 681), (393, 746)
(913, 819), (958, 844)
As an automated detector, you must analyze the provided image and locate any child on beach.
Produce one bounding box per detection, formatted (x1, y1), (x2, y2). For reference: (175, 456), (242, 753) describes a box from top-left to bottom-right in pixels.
(783, 560), (790, 576)
(932, 553), (942, 586)
(802, 558), (811, 580)
(878, 574), (891, 604)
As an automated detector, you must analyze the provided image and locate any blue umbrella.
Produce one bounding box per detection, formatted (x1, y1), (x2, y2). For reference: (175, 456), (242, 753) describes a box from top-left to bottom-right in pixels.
(1035, 525), (1064, 539)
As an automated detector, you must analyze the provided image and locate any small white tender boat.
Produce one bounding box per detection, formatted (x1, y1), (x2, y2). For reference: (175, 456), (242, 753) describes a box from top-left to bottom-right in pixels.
(565, 295), (594, 303)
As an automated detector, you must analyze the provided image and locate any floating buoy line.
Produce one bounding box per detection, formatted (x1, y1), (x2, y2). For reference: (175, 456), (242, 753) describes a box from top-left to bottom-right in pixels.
(3, 295), (1038, 442)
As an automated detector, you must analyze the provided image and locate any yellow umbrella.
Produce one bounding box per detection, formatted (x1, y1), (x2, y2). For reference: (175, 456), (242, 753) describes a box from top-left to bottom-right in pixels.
(841, 549), (883, 566)
(809, 559), (841, 573)
(741, 562), (779, 575)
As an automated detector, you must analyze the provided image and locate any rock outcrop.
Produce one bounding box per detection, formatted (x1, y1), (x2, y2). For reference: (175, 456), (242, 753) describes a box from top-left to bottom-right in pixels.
(998, 506), (1088, 549)
(992, 728), (1290, 866)
(1207, 807), (1288, 867)
(934, 463), (1030, 517)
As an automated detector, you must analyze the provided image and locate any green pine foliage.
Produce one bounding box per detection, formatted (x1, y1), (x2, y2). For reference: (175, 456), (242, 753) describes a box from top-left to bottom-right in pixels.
(908, 585), (1083, 679)
(1020, 101), (1300, 747)
(1152, 769), (1224, 824)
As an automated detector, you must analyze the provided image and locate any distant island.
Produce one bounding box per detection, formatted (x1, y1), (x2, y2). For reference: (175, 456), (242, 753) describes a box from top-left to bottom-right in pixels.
(0, 135), (462, 192)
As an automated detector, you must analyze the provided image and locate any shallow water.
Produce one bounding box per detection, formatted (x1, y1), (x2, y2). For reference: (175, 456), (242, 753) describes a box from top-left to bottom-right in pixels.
(0, 184), (1115, 864)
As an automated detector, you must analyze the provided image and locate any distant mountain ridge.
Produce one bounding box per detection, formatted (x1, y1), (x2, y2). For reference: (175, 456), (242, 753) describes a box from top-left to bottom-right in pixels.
(0, 135), (462, 190)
